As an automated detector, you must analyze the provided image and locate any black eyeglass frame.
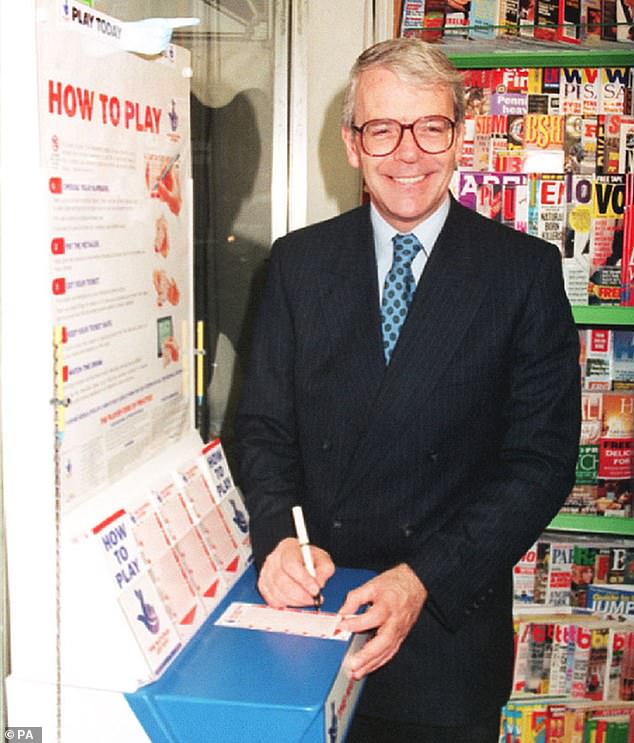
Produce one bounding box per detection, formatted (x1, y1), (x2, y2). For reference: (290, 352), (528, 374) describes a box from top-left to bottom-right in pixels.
(351, 115), (457, 157)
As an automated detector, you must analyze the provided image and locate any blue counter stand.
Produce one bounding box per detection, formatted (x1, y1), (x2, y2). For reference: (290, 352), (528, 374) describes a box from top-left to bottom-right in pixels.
(125, 565), (374, 743)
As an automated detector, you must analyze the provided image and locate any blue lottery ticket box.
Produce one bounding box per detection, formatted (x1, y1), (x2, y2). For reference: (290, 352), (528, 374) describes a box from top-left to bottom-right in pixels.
(125, 565), (374, 743)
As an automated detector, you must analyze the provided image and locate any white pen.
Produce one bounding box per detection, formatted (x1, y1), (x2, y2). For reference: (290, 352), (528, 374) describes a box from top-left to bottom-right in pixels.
(292, 505), (322, 612)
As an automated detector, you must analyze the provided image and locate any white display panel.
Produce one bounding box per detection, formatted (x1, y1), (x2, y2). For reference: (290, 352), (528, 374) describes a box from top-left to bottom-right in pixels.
(38, 0), (194, 514)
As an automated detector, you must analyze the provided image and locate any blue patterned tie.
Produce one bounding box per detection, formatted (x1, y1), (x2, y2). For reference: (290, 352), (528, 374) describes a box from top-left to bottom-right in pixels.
(381, 233), (423, 364)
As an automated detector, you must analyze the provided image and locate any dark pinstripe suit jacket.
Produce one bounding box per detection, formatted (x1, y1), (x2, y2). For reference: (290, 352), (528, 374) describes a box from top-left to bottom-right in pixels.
(235, 197), (580, 725)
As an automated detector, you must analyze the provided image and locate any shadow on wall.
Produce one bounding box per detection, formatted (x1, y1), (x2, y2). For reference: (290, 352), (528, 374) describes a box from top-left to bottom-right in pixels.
(191, 89), (270, 468)
(318, 87), (363, 217)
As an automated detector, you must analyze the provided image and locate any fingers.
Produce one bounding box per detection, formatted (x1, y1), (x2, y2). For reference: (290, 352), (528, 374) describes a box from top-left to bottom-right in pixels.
(345, 620), (403, 679)
(338, 581), (376, 619)
(120, 18), (199, 55)
(257, 538), (334, 609)
(165, 17), (201, 29)
(338, 565), (428, 679)
(313, 546), (336, 586)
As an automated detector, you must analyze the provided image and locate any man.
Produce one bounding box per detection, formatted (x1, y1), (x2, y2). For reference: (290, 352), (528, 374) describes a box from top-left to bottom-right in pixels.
(235, 38), (580, 742)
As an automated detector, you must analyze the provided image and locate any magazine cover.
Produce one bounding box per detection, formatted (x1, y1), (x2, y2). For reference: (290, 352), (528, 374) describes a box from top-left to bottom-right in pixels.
(564, 114), (584, 173)
(535, 172), (567, 250)
(587, 584), (634, 616)
(581, 68), (602, 117)
(605, 628), (628, 701)
(600, 67), (630, 115)
(618, 116), (634, 173)
(623, 173), (634, 305)
(457, 171), (527, 229)
(601, 0), (619, 40)
(519, 0), (536, 38)
(563, 173), (592, 305)
(616, 0), (634, 41)
(586, 0), (603, 41)
(571, 545), (599, 608)
(581, 390), (603, 446)
(550, 622), (574, 696)
(572, 623), (592, 697)
(580, 117), (599, 174)
(523, 113), (565, 172)
(400, 0), (446, 40)
(526, 622), (554, 694)
(599, 391), (634, 482)
(546, 543), (574, 607)
(527, 67), (561, 114)
(557, 0), (582, 43)
(490, 67), (529, 116)
(586, 626), (610, 701)
(534, 0), (559, 41)
(582, 328), (613, 390)
(597, 114), (626, 174)
(514, 542), (538, 605)
(468, 0), (500, 38)
(613, 331), (634, 387)
(498, 0), (520, 35)
(560, 68), (584, 116)
(443, 0), (470, 36)
(589, 174), (625, 305)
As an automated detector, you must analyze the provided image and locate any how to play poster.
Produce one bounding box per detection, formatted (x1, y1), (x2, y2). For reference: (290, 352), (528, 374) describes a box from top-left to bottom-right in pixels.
(37, 0), (193, 511)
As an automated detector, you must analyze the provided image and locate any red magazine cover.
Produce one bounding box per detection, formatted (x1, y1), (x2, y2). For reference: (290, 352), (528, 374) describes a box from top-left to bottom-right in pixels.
(534, 0), (558, 41)
(490, 67), (529, 115)
(586, 627), (610, 701)
(599, 392), (634, 482)
(401, 0), (447, 40)
(557, 0), (582, 43)
(535, 172), (567, 250)
(623, 174), (634, 306)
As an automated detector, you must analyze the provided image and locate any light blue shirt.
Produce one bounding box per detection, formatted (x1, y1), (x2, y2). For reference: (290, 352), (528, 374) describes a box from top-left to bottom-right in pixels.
(371, 197), (450, 304)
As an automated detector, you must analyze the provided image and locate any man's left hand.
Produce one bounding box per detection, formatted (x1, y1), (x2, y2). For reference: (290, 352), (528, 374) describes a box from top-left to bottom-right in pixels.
(338, 564), (427, 679)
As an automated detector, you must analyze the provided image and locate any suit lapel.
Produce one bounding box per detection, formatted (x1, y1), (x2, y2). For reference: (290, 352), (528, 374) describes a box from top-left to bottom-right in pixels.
(317, 207), (385, 422)
(337, 200), (489, 496)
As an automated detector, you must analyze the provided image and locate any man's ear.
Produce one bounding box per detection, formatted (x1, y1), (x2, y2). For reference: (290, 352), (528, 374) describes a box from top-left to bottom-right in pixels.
(341, 126), (361, 169)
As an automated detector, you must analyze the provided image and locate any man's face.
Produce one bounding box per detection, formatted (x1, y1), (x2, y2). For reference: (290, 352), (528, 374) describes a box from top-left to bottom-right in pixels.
(342, 67), (463, 233)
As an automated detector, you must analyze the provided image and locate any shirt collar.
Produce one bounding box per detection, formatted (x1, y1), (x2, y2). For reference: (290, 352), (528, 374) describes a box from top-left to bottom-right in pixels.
(370, 196), (450, 258)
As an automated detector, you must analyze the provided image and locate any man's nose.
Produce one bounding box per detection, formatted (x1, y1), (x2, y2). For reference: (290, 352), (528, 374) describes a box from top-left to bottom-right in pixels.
(394, 126), (420, 160)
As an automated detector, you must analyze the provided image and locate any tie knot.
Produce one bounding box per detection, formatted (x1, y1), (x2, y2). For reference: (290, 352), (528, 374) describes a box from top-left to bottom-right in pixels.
(392, 233), (422, 265)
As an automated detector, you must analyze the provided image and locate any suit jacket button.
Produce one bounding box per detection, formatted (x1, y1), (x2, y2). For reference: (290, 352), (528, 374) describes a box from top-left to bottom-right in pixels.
(332, 520), (342, 529)
(321, 439), (332, 451)
(401, 525), (413, 538)
(427, 450), (438, 462)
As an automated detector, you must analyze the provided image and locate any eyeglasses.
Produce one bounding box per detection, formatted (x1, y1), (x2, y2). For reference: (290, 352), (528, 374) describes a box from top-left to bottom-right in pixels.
(351, 116), (456, 157)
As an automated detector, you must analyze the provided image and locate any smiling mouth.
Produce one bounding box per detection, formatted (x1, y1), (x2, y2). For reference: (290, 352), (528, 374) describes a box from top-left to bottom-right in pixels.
(393, 174), (426, 185)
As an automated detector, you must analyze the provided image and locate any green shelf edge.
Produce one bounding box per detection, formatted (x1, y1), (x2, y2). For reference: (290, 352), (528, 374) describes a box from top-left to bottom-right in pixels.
(446, 45), (634, 68)
(550, 513), (634, 535)
(572, 306), (634, 325)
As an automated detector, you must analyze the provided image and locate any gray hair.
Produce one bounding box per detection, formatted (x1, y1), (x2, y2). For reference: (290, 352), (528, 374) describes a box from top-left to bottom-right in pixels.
(341, 38), (465, 129)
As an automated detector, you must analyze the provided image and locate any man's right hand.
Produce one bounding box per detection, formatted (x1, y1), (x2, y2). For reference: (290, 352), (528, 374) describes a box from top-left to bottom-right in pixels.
(257, 537), (335, 609)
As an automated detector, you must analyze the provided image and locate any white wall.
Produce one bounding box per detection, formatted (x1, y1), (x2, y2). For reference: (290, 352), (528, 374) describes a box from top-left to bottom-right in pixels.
(289, 0), (369, 229)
